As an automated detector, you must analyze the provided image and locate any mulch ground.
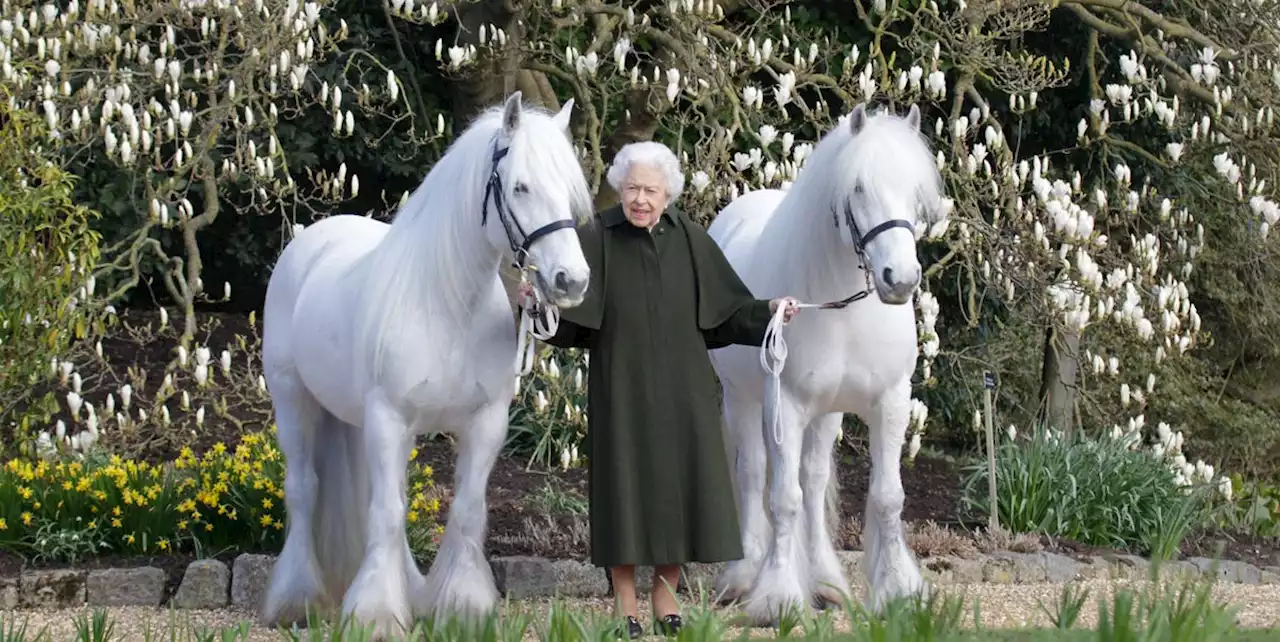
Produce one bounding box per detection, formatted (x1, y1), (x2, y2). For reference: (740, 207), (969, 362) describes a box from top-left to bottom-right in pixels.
(2, 308), (1279, 578)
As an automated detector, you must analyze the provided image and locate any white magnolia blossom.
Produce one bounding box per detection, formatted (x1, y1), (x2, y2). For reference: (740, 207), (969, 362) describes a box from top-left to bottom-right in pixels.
(7, 0), (1270, 488)
(493, 0), (1274, 480)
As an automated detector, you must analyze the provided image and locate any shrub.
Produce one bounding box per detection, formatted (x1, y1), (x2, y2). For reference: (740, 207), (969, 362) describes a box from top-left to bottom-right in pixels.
(0, 428), (442, 563)
(0, 90), (105, 435)
(505, 345), (588, 470)
(960, 427), (1221, 559)
(1209, 477), (1280, 538)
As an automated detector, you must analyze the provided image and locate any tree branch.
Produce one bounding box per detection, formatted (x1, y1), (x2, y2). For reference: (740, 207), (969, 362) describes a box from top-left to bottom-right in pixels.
(1063, 0), (1236, 60)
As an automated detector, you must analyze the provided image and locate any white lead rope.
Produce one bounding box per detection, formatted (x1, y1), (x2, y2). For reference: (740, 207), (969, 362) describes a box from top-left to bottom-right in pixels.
(760, 300), (830, 446)
(515, 273), (560, 379)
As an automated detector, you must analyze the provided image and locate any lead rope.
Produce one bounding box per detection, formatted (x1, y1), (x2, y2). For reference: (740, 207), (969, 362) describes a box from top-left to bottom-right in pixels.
(515, 268), (560, 380)
(759, 300), (828, 446)
(759, 267), (876, 445)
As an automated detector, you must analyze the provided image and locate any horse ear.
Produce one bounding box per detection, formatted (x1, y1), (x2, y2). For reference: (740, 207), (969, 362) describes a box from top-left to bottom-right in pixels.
(848, 103), (867, 134)
(553, 97), (575, 133)
(905, 104), (921, 131)
(502, 91), (524, 135)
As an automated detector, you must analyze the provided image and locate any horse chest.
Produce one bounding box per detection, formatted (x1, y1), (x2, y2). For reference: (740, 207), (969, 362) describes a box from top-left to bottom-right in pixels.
(793, 313), (916, 397)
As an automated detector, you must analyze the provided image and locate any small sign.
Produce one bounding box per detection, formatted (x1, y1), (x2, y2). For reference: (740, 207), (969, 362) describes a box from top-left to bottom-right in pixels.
(982, 371), (997, 390)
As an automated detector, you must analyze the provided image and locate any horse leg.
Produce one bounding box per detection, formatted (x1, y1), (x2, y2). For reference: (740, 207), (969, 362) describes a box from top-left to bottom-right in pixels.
(716, 392), (769, 604)
(418, 399), (505, 622)
(741, 395), (810, 627)
(863, 377), (926, 613)
(260, 368), (333, 627)
(802, 413), (851, 608)
(340, 390), (414, 640)
(401, 526), (430, 619)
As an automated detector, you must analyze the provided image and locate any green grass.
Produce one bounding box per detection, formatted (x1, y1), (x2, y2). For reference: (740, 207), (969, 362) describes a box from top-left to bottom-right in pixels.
(0, 566), (1269, 642)
(960, 428), (1210, 558)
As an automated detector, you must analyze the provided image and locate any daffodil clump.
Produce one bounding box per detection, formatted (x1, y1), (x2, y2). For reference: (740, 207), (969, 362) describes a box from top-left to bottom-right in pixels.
(0, 428), (441, 561)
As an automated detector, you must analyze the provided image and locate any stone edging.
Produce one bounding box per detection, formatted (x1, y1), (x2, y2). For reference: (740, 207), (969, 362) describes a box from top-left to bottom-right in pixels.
(2, 551), (1277, 612)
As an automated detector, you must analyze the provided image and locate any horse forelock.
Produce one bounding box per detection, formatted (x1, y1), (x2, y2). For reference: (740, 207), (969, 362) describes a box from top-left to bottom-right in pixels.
(830, 109), (943, 221)
(753, 107), (943, 300)
(493, 106), (594, 224)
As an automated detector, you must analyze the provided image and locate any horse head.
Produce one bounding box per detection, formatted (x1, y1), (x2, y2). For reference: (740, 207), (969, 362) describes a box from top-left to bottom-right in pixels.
(831, 103), (943, 305)
(482, 91), (592, 308)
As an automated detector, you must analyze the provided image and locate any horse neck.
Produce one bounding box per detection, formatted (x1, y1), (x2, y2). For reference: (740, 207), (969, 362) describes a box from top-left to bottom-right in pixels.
(363, 158), (504, 337)
(764, 169), (869, 304)
(398, 203), (496, 316)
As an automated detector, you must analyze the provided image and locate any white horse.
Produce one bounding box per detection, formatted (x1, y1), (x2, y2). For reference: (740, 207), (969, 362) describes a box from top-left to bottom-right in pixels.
(258, 92), (592, 639)
(706, 103), (944, 625)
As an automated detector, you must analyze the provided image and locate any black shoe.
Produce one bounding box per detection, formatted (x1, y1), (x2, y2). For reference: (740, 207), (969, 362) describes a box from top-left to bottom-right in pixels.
(654, 614), (682, 637)
(617, 616), (643, 639)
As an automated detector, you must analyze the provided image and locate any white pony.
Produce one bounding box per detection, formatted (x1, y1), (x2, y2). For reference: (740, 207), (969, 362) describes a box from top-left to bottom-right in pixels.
(258, 92), (592, 639)
(706, 103), (944, 625)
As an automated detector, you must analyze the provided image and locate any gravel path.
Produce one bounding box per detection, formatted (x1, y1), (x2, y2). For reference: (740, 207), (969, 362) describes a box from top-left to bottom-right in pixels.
(4, 581), (1280, 639)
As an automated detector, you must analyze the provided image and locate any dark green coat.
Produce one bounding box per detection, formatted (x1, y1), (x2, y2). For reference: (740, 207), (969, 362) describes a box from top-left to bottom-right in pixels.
(542, 204), (774, 568)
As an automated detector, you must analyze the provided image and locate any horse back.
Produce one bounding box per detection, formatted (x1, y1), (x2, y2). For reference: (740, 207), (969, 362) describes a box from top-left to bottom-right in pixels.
(707, 189), (788, 290)
(262, 214), (390, 398)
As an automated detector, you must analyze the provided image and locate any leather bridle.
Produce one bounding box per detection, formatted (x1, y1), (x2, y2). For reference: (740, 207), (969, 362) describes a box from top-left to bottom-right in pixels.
(481, 142), (577, 270)
(820, 193), (916, 308)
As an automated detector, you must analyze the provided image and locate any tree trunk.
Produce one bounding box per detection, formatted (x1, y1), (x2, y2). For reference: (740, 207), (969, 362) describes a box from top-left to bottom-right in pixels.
(1038, 326), (1080, 436)
(592, 88), (661, 212)
(447, 1), (566, 320)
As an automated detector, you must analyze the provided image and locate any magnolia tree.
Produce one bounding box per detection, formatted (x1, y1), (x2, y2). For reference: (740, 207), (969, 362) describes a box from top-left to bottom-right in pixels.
(0, 0), (435, 341)
(397, 0), (1280, 493)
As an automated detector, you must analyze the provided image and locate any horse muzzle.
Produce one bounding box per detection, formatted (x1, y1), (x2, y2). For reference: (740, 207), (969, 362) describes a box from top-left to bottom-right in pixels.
(874, 264), (921, 305)
(539, 268), (589, 308)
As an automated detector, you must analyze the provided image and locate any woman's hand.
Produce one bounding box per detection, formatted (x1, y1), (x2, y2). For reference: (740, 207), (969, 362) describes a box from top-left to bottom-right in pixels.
(517, 281), (536, 308)
(769, 297), (800, 324)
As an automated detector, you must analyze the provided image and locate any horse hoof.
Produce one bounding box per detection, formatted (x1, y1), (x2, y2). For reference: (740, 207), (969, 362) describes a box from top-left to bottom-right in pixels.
(742, 595), (809, 629)
(714, 586), (743, 606)
(811, 586), (848, 611)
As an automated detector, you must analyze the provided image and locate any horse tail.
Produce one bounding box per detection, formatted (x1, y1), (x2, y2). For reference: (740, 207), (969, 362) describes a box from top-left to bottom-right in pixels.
(311, 417), (370, 602)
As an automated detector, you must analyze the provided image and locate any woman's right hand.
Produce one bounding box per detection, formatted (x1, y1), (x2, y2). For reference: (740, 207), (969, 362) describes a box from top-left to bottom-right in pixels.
(517, 280), (536, 308)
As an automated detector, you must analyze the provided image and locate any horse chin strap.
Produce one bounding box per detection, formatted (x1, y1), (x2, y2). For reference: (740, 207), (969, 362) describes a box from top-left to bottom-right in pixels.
(480, 142), (577, 378)
(758, 200), (917, 445)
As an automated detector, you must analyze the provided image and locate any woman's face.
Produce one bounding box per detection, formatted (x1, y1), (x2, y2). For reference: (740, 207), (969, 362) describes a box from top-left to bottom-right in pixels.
(620, 164), (669, 229)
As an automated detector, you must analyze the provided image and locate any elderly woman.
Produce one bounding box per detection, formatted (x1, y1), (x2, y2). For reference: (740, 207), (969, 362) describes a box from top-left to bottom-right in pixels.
(520, 141), (798, 638)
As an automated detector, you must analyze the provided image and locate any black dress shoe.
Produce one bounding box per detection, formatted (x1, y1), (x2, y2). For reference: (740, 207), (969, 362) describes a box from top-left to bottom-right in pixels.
(617, 616), (643, 639)
(654, 614), (682, 637)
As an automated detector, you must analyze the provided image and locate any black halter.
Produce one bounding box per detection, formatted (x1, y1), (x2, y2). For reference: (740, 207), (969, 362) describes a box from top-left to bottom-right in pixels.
(818, 198), (916, 309)
(481, 143), (577, 269)
(834, 197), (916, 254)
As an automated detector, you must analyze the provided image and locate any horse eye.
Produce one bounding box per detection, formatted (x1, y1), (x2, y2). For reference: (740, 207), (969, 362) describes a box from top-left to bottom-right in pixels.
(513, 182), (529, 195)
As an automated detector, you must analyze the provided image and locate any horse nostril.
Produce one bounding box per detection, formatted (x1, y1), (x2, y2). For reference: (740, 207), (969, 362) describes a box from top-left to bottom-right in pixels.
(882, 267), (894, 286)
(554, 270), (571, 292)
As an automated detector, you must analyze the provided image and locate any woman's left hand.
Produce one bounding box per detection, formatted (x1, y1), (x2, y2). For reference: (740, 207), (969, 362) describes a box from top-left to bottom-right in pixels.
(769, 297), (801, 324)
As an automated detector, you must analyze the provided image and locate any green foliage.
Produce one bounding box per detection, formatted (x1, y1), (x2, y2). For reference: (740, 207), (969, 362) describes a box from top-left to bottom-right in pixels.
(504, 346), (589, 470)
(960, 429), (1210, 557)
(0, 94), (104, 432)
(524, 480), (589, 516)
(1210, 477), (1280, 538)
(0, 575), (1254, 640)
(0, 429), (441, 563)
(71, 610), (115, 642)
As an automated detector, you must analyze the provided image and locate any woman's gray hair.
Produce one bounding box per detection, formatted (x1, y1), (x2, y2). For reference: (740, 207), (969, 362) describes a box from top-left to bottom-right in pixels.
(605, 141), (685, 203)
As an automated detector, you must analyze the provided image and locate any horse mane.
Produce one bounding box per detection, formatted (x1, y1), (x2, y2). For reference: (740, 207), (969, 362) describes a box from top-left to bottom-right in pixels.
(764, 106), (943, 292)
(352, 103), (592, 383)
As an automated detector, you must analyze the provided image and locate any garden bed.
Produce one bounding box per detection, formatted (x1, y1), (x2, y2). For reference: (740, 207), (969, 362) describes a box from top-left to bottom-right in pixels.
(3, 308), (1278, 578)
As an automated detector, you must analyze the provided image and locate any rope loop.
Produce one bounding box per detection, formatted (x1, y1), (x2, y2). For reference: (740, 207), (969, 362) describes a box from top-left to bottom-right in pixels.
(515, 269), (560, 378)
